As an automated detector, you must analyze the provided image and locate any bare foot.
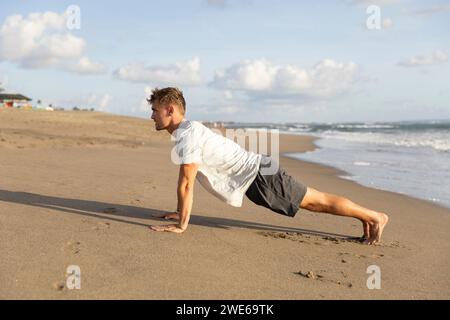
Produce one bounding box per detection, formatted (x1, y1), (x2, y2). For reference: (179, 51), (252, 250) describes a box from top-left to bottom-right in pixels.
(363, 213), (389, 245)
(358, 221), (371, 242)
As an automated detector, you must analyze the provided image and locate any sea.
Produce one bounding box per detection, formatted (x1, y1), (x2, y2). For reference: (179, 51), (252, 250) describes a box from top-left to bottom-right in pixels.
(225, 120), (450, 209)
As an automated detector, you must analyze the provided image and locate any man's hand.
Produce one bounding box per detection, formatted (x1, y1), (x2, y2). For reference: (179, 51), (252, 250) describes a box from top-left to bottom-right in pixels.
(149, 224), (186, 233)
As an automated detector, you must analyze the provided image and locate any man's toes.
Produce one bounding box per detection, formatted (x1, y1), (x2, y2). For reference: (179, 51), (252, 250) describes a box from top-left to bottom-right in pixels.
(362, 235), (377, 245)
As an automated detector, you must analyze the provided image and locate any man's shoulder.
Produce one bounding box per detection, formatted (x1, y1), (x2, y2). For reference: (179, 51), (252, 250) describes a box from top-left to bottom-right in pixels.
(179, 119), (204, 129)
(189, 120), (207, 129)
(182, 120), (210, 135)
(174, 120), (209, 143)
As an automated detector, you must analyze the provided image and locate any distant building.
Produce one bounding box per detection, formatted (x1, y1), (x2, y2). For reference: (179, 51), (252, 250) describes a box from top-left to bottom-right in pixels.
(0, 93), (32, 108)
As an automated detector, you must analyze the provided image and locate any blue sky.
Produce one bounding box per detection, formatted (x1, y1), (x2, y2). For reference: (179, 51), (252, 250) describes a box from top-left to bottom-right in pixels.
(1, 0), (449, 123)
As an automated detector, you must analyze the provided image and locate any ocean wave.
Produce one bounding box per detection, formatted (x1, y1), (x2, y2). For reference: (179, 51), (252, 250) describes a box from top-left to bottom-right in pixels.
(353, 161), (371, 166)
(392, 139), (450, 151)
(335, 124), (396, 129)
(229, 121), (450, 152)
(318, 131), (450, 152)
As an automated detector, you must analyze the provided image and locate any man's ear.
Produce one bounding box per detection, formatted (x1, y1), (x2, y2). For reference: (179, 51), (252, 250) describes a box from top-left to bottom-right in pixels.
(168, 105), (174, 116)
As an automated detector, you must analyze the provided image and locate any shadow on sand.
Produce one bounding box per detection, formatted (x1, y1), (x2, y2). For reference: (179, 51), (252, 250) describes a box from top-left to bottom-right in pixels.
(0, 189), (357, 240)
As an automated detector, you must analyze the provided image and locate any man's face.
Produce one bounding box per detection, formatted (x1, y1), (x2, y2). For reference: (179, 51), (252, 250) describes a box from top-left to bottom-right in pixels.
(150, 102), (171, 131)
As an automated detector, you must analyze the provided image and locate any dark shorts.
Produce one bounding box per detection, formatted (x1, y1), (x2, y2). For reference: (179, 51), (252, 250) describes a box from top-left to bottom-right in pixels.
(245, 155), (308, 217)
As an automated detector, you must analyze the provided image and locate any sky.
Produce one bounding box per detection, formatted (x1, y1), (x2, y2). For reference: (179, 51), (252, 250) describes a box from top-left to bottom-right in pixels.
(0, 0), (449, 123)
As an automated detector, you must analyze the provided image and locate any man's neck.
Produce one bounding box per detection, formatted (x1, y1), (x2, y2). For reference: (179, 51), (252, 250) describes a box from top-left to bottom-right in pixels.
(167, 117), (185, 135)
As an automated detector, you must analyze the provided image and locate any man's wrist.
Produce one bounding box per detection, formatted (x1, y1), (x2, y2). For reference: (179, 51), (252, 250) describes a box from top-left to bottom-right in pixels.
(178, 223), (188, 230)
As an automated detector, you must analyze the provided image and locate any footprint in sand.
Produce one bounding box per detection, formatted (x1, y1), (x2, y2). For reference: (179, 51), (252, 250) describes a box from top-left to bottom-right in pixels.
(258, 231), (313, 244)
(338, 252), (385, 259)
(258, 231), (360, 245)
(52, 281), (65, 291)
(386, 240), (403, 248)
(295, 270), (353, 288)
(92, 221), (111, 231)
(64, 241), (81, 254)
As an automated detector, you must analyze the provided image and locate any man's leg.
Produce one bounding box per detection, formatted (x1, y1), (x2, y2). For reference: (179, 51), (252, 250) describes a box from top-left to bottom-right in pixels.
(299, 187), (389, 245)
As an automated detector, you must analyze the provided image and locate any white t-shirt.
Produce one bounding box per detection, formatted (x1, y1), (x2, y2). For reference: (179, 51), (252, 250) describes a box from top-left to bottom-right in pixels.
(172, 119), (262, 207)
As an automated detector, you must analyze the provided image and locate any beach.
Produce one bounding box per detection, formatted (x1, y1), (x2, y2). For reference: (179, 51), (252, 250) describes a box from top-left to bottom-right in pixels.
(0, 108), (449, 299)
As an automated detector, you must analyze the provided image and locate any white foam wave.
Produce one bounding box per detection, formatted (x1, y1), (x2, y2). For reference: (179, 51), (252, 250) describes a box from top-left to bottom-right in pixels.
(353, 161), (371, 166)
(392, 139), (450, 151)
(335, 124), (396, 129)
(320, 131), (450, 152)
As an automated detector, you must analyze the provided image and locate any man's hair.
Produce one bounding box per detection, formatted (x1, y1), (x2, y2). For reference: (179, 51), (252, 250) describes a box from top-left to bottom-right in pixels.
(147, 87), (186, 115)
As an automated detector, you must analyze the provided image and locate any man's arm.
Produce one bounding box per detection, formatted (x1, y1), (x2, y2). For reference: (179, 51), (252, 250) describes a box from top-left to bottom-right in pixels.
(150, 163), (198, 233)
(176, 163), (198, 230)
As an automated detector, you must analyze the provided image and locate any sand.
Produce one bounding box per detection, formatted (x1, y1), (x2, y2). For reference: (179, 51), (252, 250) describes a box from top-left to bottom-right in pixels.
(0, 108), (449, 299)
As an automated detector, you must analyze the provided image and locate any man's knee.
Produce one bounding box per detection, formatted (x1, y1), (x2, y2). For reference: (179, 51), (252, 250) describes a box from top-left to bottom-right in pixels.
(300, 187), (332, 212)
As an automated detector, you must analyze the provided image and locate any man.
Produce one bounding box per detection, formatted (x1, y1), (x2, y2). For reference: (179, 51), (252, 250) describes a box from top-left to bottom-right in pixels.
(148, 87), (388, 245)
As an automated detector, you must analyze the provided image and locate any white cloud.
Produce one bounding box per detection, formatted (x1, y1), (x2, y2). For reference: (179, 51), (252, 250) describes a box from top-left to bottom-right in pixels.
(98, 94), (111, 111)
(398, 50), (448, 67)
(0, 74), (8, 91)
(144, 86), (154, 97)
(0, 11), (105, 75)
(0, 12), (84, 67)
(114, 57), (201, 86)
(213, 59), (276, 91)
(134, 86), (154, 114)
(87, 93), (98, 106)
(217, 105), (239, 114)
(349, 0), (400, 6)
(211, 58), (358, 98)
(60, 93), (112, 111)
(195, 103), (241, 116)
(64, 57), (107, 75)
(410, 3), (450, 15)
(86, 93), (111, 111)
(223, 90), (233, 100)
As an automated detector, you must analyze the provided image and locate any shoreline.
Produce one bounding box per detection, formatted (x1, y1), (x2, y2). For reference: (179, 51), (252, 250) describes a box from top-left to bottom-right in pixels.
(276, 132), (450, 212)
